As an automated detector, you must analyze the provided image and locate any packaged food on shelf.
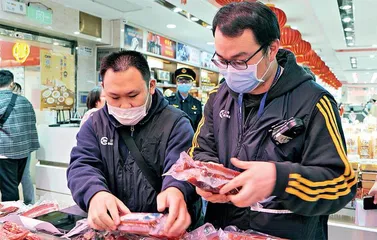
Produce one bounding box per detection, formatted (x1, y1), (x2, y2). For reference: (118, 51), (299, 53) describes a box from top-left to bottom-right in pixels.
(164, 152), (240, 194)
(358, 133), (374, 159)
(361, 172), (377, 181)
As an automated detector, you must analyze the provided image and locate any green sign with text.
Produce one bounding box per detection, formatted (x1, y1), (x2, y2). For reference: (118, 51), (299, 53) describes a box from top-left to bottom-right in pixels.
(27, 5), (53, 25)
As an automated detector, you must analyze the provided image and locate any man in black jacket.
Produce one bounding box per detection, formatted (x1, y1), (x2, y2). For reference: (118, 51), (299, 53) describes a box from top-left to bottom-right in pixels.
(190, 2), (356, 239)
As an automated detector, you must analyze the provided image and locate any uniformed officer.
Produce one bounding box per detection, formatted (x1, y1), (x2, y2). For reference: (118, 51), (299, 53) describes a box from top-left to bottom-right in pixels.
(167, 68), (202, 131)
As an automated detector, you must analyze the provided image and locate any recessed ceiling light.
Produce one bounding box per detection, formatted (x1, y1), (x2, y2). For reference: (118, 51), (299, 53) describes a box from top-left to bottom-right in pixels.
(207, 42), (215, 45)
(53, 42), (59, 46)
(348, 42), (354, 46)
(166, 24), (176, 29)
(174, 7), (182, 13)
(346, 36), (353, 40)
(344, 27), (353, 32)
(74, 31), (80, 35)
(343, 17), (352, 23)
(352, 72), (358, 82)
(96, 38), (102, 42)
(191, 17), (199, 22)
(340, 5), (352, 10)
(370, 55), (376, 58)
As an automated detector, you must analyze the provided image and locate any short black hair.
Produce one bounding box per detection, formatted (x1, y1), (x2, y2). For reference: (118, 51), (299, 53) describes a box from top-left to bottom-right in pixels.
(86, 86), (102, 109)
(212, 2), (280, 54)
(100, 50), (151, 84)
(12, 82), (22, 93)
(0, 70), (14, 88)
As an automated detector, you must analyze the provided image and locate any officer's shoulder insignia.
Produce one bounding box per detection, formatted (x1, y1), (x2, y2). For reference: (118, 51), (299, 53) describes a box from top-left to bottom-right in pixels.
(191, 105), (198, 110)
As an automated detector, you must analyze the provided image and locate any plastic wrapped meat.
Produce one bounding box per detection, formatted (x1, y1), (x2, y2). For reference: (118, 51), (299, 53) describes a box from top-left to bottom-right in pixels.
(182, 223), (219, 240)
(0, 206), (19, 217)
(0, 221), (32, 240)
(218, 227), (286, 240)
(21, 202), (59, 219)
(118, 213), (168, 238)
(165, 152), (240, 194)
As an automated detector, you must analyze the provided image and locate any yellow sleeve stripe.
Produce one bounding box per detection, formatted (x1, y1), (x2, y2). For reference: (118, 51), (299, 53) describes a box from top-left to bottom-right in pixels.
(323, 96), (339, 131)
(188, 86), (220, 158)
(189, 115), (205, 157)
(285, 97), (356, 201)
(320, 97), (346, 155)
(285, 186), (352, 202)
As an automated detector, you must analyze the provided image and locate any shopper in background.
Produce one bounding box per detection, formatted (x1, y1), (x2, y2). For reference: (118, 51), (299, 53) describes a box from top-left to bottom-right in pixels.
(11, 82), (22, 95)
(369, 180), (377, 204)
(0, 70), (39, 202)
(191, 2), (356, 239)
(167, 68), (202, 131)
(67, 51), (200, 237)
(10, 83), (35, 204)
(80, 86), (106, 127)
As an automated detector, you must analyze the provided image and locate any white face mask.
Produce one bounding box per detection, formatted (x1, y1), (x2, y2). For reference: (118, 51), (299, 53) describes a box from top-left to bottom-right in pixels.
(107, 95), (151, 126)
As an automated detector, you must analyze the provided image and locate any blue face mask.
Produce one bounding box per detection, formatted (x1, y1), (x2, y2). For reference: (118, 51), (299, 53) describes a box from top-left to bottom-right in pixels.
(177, 83), (192, 93)
(220, 55), (271, 93)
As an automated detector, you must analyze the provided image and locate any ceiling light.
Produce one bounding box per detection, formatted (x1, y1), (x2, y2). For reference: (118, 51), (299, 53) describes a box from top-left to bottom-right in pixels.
(207, 42), (215, 45)
(96, 38), (102, 42)
(166, 24), (176, 29)
(371, 55), (376, 58)
(53, 42), (59, 46)
(344, 27), (353, 32)
(351, 58), (356, 63)
(291, 26), (298, 30)
(343, 17), (352, 23)
(173, 7), (182, 13)
(348, 42), (354, 46)
(74, 31), (80, 35)
(352, 72), (358, 83)
(340, 5), (352, 10)
(191, 17), (199, 22)
(346, 36), (353, 40)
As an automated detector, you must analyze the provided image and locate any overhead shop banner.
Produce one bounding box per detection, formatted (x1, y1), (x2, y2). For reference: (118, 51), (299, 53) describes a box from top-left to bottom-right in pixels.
(177, 43), (200, 65)
(147, 32), (176, 59)
(200, 51), (218, 71)
(40, 49), (75, 110)
(0, 41), (40, 67)
(124, 24), (144, 51)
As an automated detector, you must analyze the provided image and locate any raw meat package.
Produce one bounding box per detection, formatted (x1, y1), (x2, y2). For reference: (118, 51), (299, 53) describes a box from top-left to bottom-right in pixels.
(164, 152), (240, 194)
(118, 213), (174, 239)
(182, 223), (219, 240)
(0, 206), (19, 218)
(0, 221), (41, 240)
(218, 226), (286, 240)
(21, 201), (59, 219)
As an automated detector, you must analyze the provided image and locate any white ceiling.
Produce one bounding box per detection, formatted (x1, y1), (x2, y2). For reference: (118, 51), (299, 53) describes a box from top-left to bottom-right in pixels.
(49, 0), (377, 86)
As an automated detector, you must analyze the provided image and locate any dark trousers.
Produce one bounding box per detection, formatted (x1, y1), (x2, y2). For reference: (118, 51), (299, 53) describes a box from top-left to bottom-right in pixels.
(0, 158), (27, 201)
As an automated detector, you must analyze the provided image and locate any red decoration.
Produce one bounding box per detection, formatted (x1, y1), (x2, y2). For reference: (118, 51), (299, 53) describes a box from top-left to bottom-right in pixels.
(215, 0), (257, 5)
(291, 40), (311, 56)
(266, 4), (287, 30)
(280, 26), (302, 51)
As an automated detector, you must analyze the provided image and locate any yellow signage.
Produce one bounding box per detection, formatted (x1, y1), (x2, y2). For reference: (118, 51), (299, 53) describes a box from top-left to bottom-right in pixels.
(12, 42), (30, 63)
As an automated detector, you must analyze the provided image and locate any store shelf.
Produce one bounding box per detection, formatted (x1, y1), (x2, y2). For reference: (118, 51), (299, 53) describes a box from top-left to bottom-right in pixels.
(156, 83), (177, 88)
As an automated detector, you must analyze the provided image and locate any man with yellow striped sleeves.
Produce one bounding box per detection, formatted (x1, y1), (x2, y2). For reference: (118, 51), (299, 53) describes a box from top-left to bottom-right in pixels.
(190, 2), (356, 240)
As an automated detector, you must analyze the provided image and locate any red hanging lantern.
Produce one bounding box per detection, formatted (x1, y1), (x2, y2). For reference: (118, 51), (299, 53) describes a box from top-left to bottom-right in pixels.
(280, 26), (302, 49)
(291, 40), (311, 56)
(302, 50), (317, 66)
(266, 4), (287, 30)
